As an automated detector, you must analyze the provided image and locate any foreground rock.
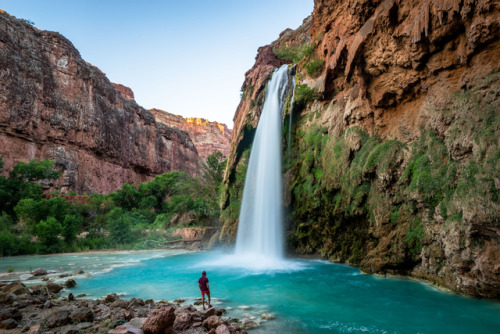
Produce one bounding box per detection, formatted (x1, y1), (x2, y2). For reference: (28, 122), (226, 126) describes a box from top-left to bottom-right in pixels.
(0, 281), (248, 334)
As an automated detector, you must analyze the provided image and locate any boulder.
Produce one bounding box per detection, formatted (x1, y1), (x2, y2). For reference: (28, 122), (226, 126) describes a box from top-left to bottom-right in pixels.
(109, 324), (144, 334)
(70, 307), (94, 322)
(128, 298), (145, 307)
(189, 241), (202, 251)
(215, 324), (231, 334)
(0, 318), (18, 329)
(43, 300), (52, 309)
(204, 308), (217, 317)
(0, 292), (15, 303)
(20, 274), (34, 280)
(75, 322), (93, 330)
(74, 269), (85, 275)
(111, 299), (129, 310)
(32, 268), (47, 276)
(142, 306), (175, 334)
(240, 318), (259, 329)
(207, 232), (220, 249)
(4, 283), (29, 296)
(203, 315), (221, 329)
(59, 273), (71, 278)
(261, 313), (275, 320)
(46, 282), (63, 293)
(173, 311), (191, 331)
(120, 309), (134, 321)
(45, 310), (71, 328)
(0, 307), (22, 321)
(105, 293), (119, 303)
(68, 293), (75, 301)
(128, 317), (147, 329)
(65, 279), (77, 288)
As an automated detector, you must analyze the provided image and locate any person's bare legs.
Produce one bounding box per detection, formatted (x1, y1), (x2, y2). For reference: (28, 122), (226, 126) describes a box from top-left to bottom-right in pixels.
(202, 293), (206, 310)
(208, 294), (212, 308)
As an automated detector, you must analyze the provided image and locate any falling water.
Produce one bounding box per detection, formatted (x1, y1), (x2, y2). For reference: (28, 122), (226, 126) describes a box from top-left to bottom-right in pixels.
(234, 65), (291, 265)
(287, 75), (295, 165)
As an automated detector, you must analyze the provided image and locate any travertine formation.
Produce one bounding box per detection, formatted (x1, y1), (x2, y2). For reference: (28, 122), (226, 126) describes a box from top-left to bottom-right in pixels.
(151, 108), (232, 162)
(221, 0), (500, 299)
(0, 12), (199, 194)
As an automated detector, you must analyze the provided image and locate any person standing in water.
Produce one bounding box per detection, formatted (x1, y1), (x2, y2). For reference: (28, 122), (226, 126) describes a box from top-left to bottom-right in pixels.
(198, 270), (212, 310)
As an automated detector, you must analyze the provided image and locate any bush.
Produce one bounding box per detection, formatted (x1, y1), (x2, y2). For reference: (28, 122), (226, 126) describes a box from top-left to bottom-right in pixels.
(35, 217), (63, 252)
(273, 43), (315, 63)
(305, 57), (325, 77)
(293, 85), (319, 111)
(107, 208), (135, 245)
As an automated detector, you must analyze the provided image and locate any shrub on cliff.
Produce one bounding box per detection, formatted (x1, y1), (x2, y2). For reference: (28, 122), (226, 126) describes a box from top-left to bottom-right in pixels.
(305, 57), (325, 78)
(273, 43), (315, 64)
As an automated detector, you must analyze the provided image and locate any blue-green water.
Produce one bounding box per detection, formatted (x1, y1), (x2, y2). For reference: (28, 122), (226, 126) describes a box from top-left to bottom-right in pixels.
(1, 250), (499, 333)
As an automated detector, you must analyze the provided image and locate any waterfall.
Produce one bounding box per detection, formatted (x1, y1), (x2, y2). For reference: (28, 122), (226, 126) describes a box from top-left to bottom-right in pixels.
(287, 75), (295, 165)
(234, 64), (291, 264)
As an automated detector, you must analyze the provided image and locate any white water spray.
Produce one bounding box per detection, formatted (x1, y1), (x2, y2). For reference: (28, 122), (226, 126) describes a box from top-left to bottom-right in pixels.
(234, 65), (291, 266)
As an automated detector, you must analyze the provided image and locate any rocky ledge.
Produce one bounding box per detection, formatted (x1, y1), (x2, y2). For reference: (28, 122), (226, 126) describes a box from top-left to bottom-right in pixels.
(0, 280), (253, 334)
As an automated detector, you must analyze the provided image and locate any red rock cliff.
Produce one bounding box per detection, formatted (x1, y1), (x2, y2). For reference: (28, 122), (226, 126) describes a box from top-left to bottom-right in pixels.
(151, 108), (231, 162)
(0, 12), (199, 194)
(221, 0), (500, 299)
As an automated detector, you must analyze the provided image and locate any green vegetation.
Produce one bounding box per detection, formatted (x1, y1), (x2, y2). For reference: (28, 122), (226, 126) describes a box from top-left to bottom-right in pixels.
(273, 42), (325, 78)
(273, 43), (315, 64)
(293, 84), (320, 112)
(304, 57), (325, 77)
(0, 151), (227, 256)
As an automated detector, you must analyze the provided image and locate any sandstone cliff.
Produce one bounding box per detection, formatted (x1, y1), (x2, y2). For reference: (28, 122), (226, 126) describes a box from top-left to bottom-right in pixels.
(221, 0), (500, 299)
(0, 12), (199, 194)
(151, 108), (232, 162)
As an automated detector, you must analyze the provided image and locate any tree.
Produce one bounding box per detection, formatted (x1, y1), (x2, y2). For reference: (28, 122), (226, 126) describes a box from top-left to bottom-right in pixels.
(111, 183), (140, 210)
(199, 151), (227, 214)
(9, 159), (61, 182)
(107, 208), (134, 244)
(62, 214), (82, 244)
(35, 217), (63, 251)
(1, 158), (62, 214)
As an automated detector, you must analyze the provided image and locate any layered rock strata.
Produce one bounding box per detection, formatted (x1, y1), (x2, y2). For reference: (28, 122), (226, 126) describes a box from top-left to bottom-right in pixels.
(221, 0), (500, 299)
(0, 12), (198, 194)
(151, 108), (232, 162)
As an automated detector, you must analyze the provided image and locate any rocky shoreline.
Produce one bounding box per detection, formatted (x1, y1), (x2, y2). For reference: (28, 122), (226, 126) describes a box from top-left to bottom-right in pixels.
(0, 270), (261, 334)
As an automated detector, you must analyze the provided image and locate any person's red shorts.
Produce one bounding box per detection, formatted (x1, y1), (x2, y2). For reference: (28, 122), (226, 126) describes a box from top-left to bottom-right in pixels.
(201, 290), (210, 297)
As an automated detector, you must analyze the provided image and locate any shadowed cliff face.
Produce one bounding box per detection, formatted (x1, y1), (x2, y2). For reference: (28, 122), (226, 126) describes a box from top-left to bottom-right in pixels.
(221, 0), (500, 299)
(0, 12), (199, 194)
(150, 108), (232, 162)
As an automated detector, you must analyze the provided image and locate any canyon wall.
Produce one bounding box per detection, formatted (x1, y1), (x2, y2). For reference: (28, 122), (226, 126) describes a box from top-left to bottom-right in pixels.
(221, 0), (499, 299)
(0, 11), (199, 194)
(151, 108), (232, 162)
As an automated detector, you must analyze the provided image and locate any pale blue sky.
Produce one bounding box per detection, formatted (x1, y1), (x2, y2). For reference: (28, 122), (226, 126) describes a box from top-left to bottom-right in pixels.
(2, 1), (313, 127)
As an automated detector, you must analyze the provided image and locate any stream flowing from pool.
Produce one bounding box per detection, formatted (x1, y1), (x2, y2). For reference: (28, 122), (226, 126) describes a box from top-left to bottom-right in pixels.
(2, 250), (499, 333)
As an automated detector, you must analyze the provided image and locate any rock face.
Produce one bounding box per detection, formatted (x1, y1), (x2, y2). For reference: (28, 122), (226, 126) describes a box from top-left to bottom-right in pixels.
(0, 12), (199, 194)
(221, 0), (500, 299)
(151, 108), (232, 162)
(112, 83), (135, 102)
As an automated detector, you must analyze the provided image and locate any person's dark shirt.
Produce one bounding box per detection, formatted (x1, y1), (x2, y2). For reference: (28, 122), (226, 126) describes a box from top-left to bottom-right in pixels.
(198, 276), (209, 291)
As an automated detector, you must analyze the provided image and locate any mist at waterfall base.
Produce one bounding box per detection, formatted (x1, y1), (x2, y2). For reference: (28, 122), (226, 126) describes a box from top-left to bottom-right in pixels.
(3, 251), (500, 334)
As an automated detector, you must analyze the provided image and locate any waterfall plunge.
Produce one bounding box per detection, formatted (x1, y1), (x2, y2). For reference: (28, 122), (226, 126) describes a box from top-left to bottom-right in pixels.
(234, 65), (292, 267)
